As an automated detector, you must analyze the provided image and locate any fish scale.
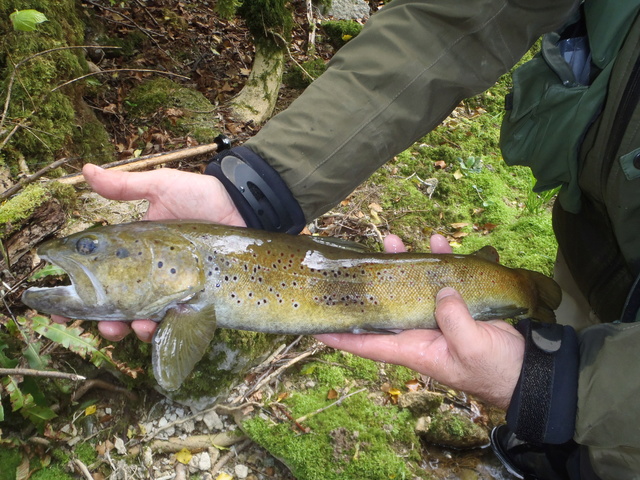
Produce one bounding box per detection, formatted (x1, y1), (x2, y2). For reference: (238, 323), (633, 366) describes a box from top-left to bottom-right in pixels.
(22, 220), (562, 390)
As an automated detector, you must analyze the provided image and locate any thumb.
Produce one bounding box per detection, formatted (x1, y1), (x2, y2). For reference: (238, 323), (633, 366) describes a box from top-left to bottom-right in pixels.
(434, 287), (478, 347)
(83, 164), (155, 201)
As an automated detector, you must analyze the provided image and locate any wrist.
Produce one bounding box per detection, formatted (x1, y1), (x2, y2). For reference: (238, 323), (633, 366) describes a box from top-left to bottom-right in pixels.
(204, 146), (306, 233)
(506, 318), (579, 444)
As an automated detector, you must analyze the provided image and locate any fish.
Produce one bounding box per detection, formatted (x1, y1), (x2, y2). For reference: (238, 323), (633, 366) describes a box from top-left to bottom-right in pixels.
(22, 221), (561, 391)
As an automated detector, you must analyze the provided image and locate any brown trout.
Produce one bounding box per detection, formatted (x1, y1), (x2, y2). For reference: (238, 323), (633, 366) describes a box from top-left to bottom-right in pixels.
(22, 221), (561, 391)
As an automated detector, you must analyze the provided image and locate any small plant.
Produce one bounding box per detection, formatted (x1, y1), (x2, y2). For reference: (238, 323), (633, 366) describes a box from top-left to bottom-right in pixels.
(321, 20), (363, 48)
(9, 9), (47, 32)
(524, 171), (560, 214)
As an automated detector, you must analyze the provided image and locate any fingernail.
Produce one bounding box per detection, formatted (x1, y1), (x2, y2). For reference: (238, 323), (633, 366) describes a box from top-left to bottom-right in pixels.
(436, 287), (457, 301)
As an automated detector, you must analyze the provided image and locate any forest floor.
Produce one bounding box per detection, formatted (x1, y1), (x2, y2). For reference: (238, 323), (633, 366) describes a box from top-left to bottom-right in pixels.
(0, 1), (559, 479)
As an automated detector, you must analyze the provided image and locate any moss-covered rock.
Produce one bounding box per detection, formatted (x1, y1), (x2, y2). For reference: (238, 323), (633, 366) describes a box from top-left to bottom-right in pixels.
(0, 0), (114, 173)
(415, 411), (490, 449)
(126, 77), (220, 143)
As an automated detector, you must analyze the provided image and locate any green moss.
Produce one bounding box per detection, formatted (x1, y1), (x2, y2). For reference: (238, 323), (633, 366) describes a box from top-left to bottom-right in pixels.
(31, 464), (73, 480)
(244, 388), (421, 479)
(321, 20), (364, 48)
(0, 448), (22, 480)
(126, 78), (220, 143)
(237, 0), (293, 51)
(74, 442), (98, 466)
(284, 57), (327, 89)
(0, 0), (113, 172)
(0, 184), (48, 238)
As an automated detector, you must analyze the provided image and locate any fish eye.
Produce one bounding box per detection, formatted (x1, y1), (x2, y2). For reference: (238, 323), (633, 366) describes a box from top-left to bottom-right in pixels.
(76, 236), (98, 255)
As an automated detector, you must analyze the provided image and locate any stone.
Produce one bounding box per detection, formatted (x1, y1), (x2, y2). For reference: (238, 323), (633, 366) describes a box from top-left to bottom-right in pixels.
(323, 0), (370, 20)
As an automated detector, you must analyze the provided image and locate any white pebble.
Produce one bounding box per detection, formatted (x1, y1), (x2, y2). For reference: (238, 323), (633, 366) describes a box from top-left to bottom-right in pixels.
(235, 464), (249, 479)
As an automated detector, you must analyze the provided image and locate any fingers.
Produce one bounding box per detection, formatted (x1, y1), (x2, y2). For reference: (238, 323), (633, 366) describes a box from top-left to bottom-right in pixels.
(315, 329), (440, 367)
(83, 164), (156, 201)
(383, 234), (407, 253)
(130, 320), (157, 343)
(98, 321), (132, 342)
(430, 234), (453, 254)
(434, 287), (478, 348)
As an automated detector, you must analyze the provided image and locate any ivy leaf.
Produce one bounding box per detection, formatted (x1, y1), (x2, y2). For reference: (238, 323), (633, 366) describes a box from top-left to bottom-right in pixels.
(10, 9), (48, 32)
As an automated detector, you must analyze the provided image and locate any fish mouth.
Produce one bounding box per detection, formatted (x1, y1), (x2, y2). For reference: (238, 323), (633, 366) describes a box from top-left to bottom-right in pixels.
(21, 252), (111, 321)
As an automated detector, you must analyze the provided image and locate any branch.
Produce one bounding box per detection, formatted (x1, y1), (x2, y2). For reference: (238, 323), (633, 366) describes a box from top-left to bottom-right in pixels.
(51, 68), (190, 92)
(0, 368), (86, 382)
(57, 142), (221, 186)
(0, 156), (74, 201)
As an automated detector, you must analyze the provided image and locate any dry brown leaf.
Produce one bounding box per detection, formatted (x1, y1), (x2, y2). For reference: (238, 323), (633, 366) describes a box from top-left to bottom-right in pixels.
(327, 388), (338, 400)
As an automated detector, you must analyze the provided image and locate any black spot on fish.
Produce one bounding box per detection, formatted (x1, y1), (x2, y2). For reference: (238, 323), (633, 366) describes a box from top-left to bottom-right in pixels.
(170, 268), (176, 274)
(76, 237), (98, 255)
(116, 248), (130, 259)
(158, 261), (163, 268)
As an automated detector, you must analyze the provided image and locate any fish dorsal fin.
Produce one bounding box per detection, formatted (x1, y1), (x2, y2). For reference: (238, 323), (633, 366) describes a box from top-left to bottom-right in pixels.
(152, 303), (217, 391)
(472, 245), (500, 263)
(308, 235), (370, 253)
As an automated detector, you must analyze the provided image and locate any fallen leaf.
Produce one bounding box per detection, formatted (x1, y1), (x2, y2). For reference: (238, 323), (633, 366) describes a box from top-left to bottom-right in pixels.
(84, 404), (97, 416)
(405, 379), (421, 391)
(175, 448), (192, 465)
(453, 170), (464, 180)
(327, 388), (338, 400)
(450, 222), (468, 229)
(216, 473), (233, 480)
(434, 160), (447, 169)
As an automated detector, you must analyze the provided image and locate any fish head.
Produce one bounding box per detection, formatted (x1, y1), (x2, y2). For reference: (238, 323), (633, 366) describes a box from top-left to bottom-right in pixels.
(22, 223), (206, 321)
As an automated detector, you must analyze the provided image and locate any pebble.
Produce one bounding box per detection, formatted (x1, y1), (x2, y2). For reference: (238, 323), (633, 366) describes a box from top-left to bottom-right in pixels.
(203, 410), (224, 431)
(235, 464), (249, 479)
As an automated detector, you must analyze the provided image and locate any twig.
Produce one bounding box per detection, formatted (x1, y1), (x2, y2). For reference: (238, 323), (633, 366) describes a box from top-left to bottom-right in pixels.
(51, 68), (190, 92)
(210, 438), (252, 477)
(71, 378), (138, 402)
(149, 432), (246, 453)
(57, 142), (221, 186)
(0, 368), (86, 382)
(73, 459), (93, 480)
(295, 388), (367, 423)
(271, 403), (309, 433)
(238, 348), (317, 403)
(0, 157), (74, 201)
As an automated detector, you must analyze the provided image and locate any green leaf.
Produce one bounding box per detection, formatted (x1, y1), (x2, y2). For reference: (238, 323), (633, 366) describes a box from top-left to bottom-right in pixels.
(28, 315), (114, 368)
(28, 264), (67, 281)
(9, 9), (48, 32)
(0, 343), (18, 369)
(22, 339), (49, 371)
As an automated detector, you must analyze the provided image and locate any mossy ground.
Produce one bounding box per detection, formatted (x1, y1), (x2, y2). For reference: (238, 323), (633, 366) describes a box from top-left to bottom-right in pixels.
(243, 352), (427, 480)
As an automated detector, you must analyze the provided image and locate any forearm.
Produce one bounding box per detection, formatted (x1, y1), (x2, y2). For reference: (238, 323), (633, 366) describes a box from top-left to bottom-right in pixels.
(246, 0), (577, 220)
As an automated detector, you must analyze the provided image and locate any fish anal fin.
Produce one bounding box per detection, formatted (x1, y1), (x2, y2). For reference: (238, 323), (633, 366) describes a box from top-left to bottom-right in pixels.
(152, 303), (217, 391)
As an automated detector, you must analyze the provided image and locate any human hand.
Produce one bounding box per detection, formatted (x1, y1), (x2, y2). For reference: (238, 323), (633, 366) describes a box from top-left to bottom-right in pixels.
(315, 234), (525, 409)
(52, 163), (246, 342)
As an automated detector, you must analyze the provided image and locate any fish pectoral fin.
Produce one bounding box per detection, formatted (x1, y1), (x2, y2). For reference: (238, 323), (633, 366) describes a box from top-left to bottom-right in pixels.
(152, 304), (217, 391)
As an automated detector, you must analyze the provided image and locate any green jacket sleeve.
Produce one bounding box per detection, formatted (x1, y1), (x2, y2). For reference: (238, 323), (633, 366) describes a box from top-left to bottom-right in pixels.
(245, 0), (578, 221)
(576, 322), (640, 477)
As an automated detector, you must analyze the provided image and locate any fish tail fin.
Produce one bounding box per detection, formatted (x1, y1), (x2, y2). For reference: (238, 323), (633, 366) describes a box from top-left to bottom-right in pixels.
(516, 269), (562, 324)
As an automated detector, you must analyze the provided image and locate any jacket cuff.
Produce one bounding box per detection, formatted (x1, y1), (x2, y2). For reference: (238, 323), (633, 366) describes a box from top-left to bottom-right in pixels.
(204, 146), (306, 234)
(506, 318), (579, 444)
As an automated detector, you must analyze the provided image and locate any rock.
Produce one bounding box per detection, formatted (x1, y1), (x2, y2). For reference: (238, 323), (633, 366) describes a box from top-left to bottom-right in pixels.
(398, 391), (444, 416)
(198, 452), (212, 471)
(415, 412), (490, 449)
(323, 0), (370, 20)
(203, 410), (224, 431)
(235, 464), (250, 479)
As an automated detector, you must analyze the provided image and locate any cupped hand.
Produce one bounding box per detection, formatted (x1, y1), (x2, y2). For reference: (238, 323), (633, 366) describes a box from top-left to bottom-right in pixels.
(53, 163), (246, 342)
(315, 234), (525, 409)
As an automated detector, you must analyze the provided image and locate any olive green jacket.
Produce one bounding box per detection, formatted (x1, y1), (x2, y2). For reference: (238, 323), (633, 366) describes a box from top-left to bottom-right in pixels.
(245, 0), (640, 477)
